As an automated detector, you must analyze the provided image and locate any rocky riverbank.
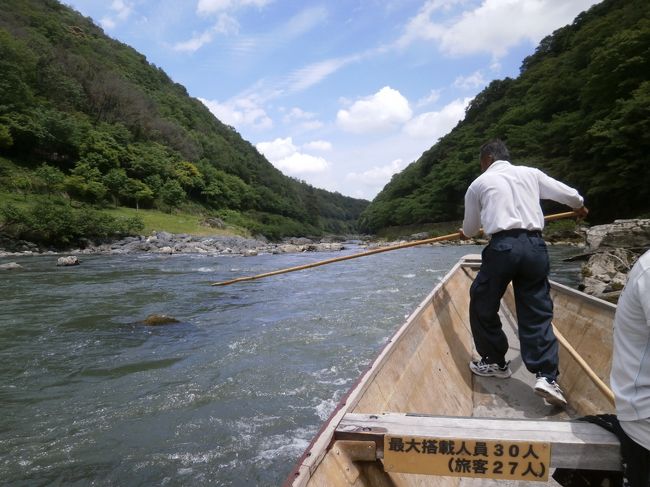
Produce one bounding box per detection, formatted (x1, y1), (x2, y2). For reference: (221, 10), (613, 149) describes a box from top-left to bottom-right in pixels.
(0, 232), (348, 259)
(3, 220), (649, 303)
(578, 219), (650, 302)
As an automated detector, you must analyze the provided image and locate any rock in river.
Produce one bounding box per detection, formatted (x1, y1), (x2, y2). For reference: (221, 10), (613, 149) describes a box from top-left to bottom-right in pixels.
(57, 256), (80, 266)
(141, 314), (180, 326)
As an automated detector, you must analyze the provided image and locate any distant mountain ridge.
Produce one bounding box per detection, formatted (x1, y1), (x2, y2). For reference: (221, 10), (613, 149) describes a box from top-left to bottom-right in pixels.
(0, 0), (367, 240)
(359, 0), (650, 233)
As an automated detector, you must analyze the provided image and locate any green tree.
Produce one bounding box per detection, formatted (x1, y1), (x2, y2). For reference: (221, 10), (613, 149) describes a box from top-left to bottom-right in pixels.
(123, 142), (175, 179)
(202, 169), (254, 209)
(0, 124), (13, 149)
(160, 179), (185, 210)
(103, 168), (128, 207)
(173, 160), (204, 195)
(0, 203), (26, 232)
(122, 178), (154, 210)
(0, 28), (36, 113)
(34, 163), (65, 197)
(65, 161), (107, 203)
(10, 174), (32, 199)
(79, 128), (125, 172)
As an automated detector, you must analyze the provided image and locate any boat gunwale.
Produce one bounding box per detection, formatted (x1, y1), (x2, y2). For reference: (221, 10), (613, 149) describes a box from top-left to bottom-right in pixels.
(550, 279), (617, 311)
(283, 258), (468, 486)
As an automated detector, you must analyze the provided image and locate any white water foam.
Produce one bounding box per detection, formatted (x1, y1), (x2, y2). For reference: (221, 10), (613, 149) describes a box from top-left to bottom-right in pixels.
(374, 288), (400, 294)
(253, 427), (313, 466)
(314, 397), (338, 420)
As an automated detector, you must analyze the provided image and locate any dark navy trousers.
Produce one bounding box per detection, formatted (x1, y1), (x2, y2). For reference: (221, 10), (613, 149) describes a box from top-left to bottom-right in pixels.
(469, 229), (559, 381)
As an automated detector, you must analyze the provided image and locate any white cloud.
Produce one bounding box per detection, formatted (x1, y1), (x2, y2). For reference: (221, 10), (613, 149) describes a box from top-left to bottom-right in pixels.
(181, 6), (321, 54)
(111, 0), (133, 20)
(403, 97), (471, 140)
(287, 56), (358, 93)
(256, 137), (329, 175)
(454, 70), (487, 90)
(297, 120), (324, 131)
(416, 89), (442, 108)
(397, 0), (460, 48)
(99, 0), (133, 29)
(100, 17), (117, 30)
(199, 96), (273, 130)
(303, 140), (332, 152)
(213, 13), (240, 35)
(282, 6), (328, 39)
(280, 107), (323, 132)
(256, 137), (297, 161)
(174, 13), (239, 52)
(273, 153), (329, 175)
(197, 0), (272, 15)
(174, 30), (215, 52)
(283, 107), (315, 123)
(399, 0), (601, 58)
(337, 86), (412, 134)
(346, 158), (408, 185)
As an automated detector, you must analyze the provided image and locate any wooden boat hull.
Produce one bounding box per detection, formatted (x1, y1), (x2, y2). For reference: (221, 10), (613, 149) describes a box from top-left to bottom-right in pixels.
(287, 255), (617, 486)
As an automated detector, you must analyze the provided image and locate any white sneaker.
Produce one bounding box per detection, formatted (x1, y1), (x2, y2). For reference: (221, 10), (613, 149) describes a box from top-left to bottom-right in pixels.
(469, 359), (512, 378)
(534, 377), (567, 407)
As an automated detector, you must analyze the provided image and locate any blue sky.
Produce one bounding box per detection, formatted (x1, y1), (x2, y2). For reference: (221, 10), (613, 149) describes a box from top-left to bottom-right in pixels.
(63, 0), (601, 200)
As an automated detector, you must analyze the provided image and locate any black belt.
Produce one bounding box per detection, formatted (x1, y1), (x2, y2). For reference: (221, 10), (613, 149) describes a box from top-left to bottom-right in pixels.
(492, 229), (542, 238)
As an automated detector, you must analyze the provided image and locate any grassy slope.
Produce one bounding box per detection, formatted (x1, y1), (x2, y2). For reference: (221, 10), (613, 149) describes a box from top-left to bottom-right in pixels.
(0, 190), (245, 237)
(104, 207), (247, 237)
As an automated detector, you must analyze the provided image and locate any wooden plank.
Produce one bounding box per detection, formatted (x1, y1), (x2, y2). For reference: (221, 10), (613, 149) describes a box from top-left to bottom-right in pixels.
(549, 280), (617, 312)
(335, 413), (621, 472)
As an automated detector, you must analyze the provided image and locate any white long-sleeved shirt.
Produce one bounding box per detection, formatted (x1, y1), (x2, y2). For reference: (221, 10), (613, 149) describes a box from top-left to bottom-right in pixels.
(611, 250), (650, 449)
(462, 160), (584, 237)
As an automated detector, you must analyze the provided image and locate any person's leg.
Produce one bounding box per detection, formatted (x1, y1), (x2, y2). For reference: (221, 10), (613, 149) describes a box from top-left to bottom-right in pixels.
(469, 237), (518, 365)
(513, 236), (566, 406)
(620, 435), (650, 487)
(512, 235), (558, 380)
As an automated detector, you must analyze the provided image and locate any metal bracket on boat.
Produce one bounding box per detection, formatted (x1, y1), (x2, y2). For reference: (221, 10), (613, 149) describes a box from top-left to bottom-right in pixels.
(331, 440), (377, 484)
(336, 420), (387, 458)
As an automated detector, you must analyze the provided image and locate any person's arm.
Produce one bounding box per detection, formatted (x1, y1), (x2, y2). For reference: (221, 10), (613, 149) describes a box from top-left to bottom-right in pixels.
(462, 186), (481, 237)
(636, 267), (650, 327)
(536, 170), (584, 209)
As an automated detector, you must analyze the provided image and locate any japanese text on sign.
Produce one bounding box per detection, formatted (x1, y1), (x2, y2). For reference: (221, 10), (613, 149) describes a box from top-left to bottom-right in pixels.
(383, 436), (550, 482)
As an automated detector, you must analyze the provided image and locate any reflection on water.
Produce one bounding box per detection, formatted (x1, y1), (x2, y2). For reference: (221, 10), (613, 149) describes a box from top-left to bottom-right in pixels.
(0, 245), (582, 486)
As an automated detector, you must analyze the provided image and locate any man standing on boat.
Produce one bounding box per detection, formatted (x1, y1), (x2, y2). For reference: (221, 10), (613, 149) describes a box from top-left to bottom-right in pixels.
(460, 139), (588, 408)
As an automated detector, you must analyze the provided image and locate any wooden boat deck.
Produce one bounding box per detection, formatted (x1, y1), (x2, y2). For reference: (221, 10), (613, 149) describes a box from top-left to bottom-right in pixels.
(471, 300), (573, 422)
(288, 255), (619, 487)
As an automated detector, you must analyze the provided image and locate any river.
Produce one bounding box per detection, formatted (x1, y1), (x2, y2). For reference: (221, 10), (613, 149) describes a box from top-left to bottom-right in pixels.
(0, 244), (583, 486)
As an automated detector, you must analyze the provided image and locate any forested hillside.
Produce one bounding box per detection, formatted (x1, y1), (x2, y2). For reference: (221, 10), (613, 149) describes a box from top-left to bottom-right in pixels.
(0, 0), (367, 246)
(360, 0), (650, 233)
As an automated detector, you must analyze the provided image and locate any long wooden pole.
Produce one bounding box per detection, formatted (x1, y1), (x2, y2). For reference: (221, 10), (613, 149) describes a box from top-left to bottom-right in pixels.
(211, 231), (462, 286)
(552, 324), (616, 406)
(211, 210), (579, 287)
